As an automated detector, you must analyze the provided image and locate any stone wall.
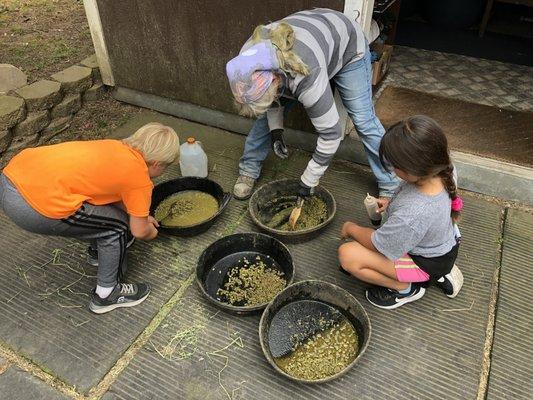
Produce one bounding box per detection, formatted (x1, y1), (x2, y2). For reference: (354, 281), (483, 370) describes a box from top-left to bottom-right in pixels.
(0, 55), (106, 168)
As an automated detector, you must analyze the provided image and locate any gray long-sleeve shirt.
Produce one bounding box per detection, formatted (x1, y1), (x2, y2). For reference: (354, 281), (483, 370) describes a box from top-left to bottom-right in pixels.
(245, 8), (366, 187)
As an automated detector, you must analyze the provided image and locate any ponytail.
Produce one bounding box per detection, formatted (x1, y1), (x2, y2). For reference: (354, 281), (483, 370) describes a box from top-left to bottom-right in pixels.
(438, 165), (461, 222)
(252, 22), (310, 76)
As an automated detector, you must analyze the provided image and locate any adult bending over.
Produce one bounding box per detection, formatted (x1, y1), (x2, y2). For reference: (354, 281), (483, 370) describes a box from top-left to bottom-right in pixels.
(226, 8), (398, 204)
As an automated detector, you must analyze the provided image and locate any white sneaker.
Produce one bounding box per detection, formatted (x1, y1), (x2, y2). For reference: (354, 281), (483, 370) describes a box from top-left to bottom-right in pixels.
(436, 264), (464, 298)
(233, 175), (256, 200)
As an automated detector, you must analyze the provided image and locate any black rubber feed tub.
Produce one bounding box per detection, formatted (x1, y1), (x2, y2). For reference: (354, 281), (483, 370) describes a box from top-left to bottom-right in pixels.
(196, 233), (295, 314)
(151, 177), (231, 236)
(259, 280), (371, 384)
(249, 179), (336, 243)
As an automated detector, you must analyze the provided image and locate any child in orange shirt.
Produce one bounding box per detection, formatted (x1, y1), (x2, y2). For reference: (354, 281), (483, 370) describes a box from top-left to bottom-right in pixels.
(0, 123), (179, 314)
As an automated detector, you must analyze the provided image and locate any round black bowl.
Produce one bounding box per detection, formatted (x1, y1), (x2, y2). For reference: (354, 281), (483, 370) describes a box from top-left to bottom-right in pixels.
(259, 280), (371, 383)
(196, 233), (295, 314)
(150, 177), (231, 236)
(249, 178), (336, 243)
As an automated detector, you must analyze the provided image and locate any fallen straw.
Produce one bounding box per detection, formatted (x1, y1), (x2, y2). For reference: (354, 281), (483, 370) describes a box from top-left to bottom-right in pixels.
(54, 302), (82, 309)
(16, 267), (31, 288)
(70, 318), (90, 327)
(5, 290), (22, 304)
(153, 308), (220, 361)
(35, 250), (92, 307)
(439, 299), (475, 313)
(206, 335), (245, 400)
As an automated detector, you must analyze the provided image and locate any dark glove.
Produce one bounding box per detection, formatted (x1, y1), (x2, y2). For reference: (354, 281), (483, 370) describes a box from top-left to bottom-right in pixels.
(298, 181), (315, 198)
(271, 129), (289, 159)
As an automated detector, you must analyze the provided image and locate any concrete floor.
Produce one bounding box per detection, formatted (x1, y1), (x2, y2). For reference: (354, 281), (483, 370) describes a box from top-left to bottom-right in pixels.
(0, 113), (531, 400)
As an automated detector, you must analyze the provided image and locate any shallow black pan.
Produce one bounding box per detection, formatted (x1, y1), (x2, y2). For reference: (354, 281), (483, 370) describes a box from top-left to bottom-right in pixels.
(249, 178), (336, 243)
(196, 233), (295, 314)
(259, 280), (371, 383)
(150, 177), (231, 236)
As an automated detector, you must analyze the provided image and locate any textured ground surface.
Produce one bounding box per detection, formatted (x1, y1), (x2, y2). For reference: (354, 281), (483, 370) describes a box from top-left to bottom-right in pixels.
(1, 113), (531, 399)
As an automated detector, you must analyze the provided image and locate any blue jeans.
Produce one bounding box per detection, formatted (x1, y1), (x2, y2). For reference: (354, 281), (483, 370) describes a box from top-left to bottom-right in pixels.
(238, 97), (295, 179)
(238, 48), (398, 197)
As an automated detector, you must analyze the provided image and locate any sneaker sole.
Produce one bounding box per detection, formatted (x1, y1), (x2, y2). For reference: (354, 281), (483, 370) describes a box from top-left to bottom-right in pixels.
(446, 264), (464, 299)
(89, 290), (150, 314)
(86, 257), (99, 267)
(366, 287), (426, 310)
(233, 192), (252, 200)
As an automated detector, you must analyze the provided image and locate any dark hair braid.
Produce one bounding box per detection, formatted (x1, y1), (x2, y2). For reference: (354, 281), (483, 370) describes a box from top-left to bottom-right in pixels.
(438, 165), (461, 222)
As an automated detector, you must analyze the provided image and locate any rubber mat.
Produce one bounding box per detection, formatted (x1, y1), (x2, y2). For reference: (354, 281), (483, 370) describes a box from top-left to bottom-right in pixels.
(375, 86), (533, 167)
(105, 114), (504, 400)
(486, 208), (533, 400)
(0, 356), (68, 400)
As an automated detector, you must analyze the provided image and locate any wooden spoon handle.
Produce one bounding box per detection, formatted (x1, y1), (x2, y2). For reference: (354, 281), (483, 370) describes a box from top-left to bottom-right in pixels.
(288, 198), (305, 229)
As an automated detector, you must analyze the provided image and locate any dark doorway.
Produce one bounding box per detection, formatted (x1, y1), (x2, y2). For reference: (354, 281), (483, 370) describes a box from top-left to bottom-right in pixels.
(395, 0), (533, 66)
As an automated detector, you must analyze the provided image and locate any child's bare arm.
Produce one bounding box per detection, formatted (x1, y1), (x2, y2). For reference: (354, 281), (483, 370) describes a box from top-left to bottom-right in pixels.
(129, 215), (159, 241)
(341, 222), (377, 251)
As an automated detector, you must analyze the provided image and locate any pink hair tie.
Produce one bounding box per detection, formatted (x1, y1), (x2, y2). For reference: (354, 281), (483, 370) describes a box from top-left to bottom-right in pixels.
(451, 196), (463, 212)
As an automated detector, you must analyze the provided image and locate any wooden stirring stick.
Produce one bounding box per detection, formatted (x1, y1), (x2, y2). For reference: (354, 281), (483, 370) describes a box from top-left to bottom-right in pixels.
(288, 197), (305, 230)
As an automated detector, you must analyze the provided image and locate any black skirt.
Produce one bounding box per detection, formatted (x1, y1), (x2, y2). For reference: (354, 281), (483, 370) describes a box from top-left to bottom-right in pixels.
(409, 241), (460, 280)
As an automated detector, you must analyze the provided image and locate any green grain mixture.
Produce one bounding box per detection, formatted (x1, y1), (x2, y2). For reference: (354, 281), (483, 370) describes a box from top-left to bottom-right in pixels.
(274, 319), (359, 380)
(265, 196), (328, 231)
(217, 258), (286, 306)
(155, 191), (218, 227)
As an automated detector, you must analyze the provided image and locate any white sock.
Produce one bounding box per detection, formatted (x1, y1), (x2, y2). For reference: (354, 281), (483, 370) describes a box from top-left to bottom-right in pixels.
(96, 285), (114, 299)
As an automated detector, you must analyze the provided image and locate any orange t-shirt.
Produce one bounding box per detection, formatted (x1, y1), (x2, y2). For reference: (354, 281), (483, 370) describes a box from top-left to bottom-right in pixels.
(3, 139), (153, 219)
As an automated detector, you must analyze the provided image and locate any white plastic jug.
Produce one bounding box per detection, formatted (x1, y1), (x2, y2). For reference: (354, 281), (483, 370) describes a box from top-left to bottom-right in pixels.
(179, 137), (208, 178)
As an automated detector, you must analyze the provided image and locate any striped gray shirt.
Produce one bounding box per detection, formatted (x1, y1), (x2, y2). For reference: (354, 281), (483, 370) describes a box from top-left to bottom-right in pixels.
(257, 8), (366, 187)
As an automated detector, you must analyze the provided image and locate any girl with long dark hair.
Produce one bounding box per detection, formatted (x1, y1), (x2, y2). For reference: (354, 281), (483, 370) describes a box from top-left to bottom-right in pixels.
(338, 115), (464, 309)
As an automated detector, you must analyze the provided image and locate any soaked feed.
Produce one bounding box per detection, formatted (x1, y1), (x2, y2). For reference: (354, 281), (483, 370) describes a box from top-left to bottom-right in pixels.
(154, 191), (218, 227)
(274, 318), (359, 380)
(263, 196), (328, 231)
(216, 257), (287, 306)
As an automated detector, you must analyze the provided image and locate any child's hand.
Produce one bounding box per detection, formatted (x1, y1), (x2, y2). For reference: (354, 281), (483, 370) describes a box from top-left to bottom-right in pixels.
(341, 221), (355, 240)
(148, 216), (160, 228)
(376, 197), (390, 213)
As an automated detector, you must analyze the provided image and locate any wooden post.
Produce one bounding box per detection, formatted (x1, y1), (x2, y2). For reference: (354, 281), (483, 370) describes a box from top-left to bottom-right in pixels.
(340, 0), (375, 137)
(83, 0), (115, 86)
(345, 0), (375, 35)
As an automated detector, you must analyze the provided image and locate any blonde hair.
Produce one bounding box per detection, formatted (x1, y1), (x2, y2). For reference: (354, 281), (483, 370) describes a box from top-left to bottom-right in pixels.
(252, 22), (310, 76)
(235, 78), (280, 117)
(123, 122), (179, 164)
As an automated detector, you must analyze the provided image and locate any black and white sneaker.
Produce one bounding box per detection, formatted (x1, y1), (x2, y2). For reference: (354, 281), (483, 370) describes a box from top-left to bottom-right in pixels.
(86, 246), (99, 267)
(366, 284), (426, 310)
(435, 264), (463, 298)
(87, 234), (136, 267)
(338, 265), (351, 276)
(89, 282), (150, 314)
